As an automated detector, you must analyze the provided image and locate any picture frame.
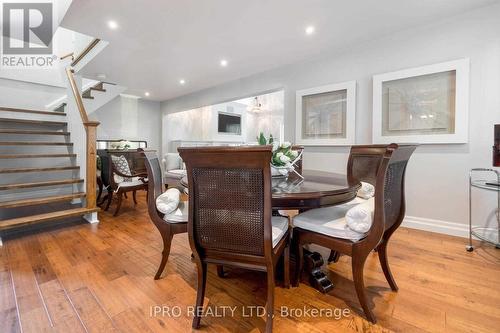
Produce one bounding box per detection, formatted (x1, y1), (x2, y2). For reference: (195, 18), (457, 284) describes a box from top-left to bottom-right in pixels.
(295, 80), (356, 146)
(372, 58), (470, 144)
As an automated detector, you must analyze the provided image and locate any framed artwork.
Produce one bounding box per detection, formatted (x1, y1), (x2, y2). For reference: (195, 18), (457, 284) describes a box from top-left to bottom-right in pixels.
(373, 58), (470, 144)
(296, 80), (356, 146)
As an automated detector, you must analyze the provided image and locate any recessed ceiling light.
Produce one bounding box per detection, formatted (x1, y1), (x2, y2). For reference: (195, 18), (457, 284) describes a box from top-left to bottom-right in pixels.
(107, 20), (118, 30)
(220, 59), (228, 67)
(144, 92), (150, 97)
(305, 25), (315, 35)
(179, 79), (186, 85)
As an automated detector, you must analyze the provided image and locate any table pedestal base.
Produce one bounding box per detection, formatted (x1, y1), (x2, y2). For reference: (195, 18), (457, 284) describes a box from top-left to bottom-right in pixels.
(304, 251), (334, 293)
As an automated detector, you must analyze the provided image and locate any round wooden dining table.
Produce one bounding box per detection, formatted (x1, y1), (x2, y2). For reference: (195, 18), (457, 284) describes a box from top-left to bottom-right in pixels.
(181, 169), (360, 210)
(270, 170), (360, 210)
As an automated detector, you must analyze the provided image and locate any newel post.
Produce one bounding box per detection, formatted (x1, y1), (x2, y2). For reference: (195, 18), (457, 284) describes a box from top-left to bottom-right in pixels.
(84, 121), (100, 209)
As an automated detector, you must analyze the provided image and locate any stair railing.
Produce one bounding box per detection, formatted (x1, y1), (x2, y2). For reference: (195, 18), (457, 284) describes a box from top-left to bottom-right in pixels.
(65, 61), (100, 211)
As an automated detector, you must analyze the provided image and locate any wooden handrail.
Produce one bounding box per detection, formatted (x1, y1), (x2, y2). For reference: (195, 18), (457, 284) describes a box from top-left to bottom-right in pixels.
(60, 52), (74, 61)
(65, 67), (100, 211)
(71, 38), (100, 67)
(66, 68), (89, 123)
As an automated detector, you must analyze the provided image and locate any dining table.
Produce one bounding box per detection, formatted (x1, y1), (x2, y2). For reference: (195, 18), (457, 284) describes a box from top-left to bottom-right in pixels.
(180, 169), (361, 293)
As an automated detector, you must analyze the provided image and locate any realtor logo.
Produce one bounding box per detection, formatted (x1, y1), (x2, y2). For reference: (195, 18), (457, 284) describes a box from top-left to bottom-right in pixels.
(1, 2), (56, 68)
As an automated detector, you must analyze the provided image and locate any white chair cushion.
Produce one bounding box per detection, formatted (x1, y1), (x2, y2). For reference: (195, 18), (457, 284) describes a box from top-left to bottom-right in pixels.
(357, 181), (375, 199)
(156, 188), (180, 215)
(292, 197), (368, 242)
(164, 153), (182, 171)
(116, 177), (146, 190)
(272, 216), (289, 248)
(163, 201), (188, 223)
(164, 169), (186, 180)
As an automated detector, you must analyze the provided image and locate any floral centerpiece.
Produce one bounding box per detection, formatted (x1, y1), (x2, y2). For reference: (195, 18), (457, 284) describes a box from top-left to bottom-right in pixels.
(257, 132), (302, 177)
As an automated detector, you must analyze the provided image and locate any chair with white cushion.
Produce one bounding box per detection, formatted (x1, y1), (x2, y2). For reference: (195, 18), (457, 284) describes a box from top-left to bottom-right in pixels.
(162, 153), (187, 189)
(143, 151), (188, 280)
(100, 150), (148, 216)
(293, 143), (417, 323)
(179, 146), (291, 333)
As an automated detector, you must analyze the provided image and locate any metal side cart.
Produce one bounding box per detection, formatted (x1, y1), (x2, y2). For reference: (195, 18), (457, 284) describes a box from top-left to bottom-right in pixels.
(467, 168), (500, 251)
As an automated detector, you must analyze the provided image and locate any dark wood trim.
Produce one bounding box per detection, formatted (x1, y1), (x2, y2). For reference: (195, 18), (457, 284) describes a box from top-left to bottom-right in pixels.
(0, 107), (66, 116)
(0, 178), (83, 190)
(0, 166), (79, 174)
(0, 153), (76, 159)
(0, 192), (86, 208)
(0, 118), (66, 126)
(0, 130), (70, 136)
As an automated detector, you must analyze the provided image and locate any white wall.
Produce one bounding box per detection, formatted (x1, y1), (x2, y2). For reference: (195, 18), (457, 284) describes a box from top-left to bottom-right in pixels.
(161, 4), (500, 235)
(90, 95), (162, 153)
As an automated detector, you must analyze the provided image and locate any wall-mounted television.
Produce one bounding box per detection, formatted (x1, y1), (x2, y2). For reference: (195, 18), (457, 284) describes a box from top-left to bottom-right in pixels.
(218, 112), (241, 135)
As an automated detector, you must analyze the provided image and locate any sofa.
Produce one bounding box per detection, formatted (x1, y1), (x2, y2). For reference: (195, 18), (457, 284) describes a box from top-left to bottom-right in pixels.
(162, 153), (186, 189)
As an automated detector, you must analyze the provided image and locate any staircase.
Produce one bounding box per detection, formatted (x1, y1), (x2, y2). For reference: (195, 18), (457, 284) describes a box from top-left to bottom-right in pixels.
(0, 106), (99, 244)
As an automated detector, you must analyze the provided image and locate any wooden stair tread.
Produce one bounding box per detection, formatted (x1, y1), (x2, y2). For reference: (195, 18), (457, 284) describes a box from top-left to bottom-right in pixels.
(0, 107), (66, 116)
(0, 153), (76, 159)
(0, 178), (83, 190)
(90, 87), (106, 92)
(0, 118), (66, 126)
(0, 192), (86, 208)
(0, 166), (79, 174)
(0, 207), (99, 230)
(0, 129), (70, 135)
(0, 141), (73, 146)
(82, 95), (95, 99)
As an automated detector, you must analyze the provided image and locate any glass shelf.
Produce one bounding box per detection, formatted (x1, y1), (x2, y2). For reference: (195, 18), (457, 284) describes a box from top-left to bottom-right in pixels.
(471, 180), (500, 191)
(471, 227), (500, 247)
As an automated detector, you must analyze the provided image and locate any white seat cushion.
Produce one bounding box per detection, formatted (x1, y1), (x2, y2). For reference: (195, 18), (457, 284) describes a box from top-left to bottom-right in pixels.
(116, 177), (146, 190)
(164, 169), (186, 180)
(292, 197), (368, 242)
(272, 216), (289, 248)
(163, 201), (188, 223)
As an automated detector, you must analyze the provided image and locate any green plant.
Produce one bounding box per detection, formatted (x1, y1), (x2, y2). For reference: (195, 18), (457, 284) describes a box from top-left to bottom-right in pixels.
(257, 132), (299, 168)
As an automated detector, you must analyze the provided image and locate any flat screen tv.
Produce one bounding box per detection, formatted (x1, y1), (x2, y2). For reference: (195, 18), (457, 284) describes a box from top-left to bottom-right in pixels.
(218, 112), (241, 135)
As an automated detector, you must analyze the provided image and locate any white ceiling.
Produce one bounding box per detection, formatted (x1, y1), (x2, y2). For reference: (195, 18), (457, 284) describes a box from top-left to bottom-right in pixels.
(61, 0), (498, 102)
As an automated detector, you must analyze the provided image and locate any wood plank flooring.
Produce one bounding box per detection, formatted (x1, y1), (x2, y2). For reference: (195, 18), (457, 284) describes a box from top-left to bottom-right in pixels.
(0, 192), (499, 333)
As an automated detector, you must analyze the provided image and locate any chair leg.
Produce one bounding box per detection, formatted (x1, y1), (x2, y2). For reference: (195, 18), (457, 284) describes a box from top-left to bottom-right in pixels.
(133, 190), (138, 205)
(377, 239), (398, 291)
(216, 265), (227, 278)
(154, 233), (173, 280)
(265, 265), (275, 333)
(114, 192), (123, 216)
(104, 191), (113, 211)
(352, 256), (376, 323)
(294, 239), (304, 287)
(328, 250), (341, 263)
(283, 243), (290, 289)
(192, 262), (207, 329)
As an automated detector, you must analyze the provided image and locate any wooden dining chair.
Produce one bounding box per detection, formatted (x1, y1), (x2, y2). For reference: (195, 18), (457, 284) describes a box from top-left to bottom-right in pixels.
(179, 146), (291, 333)
(293, 143), (417, 323)
(98, 149), (148, 216)
(143, 151), (188, 280)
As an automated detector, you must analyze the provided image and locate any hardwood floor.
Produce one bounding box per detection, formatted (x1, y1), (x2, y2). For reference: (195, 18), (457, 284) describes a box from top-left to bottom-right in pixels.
(1, 192), (499, 333)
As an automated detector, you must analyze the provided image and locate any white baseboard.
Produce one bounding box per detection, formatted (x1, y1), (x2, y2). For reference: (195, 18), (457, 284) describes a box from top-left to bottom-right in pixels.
(402, 216), (472, 238)
(83, 212), (99, 224)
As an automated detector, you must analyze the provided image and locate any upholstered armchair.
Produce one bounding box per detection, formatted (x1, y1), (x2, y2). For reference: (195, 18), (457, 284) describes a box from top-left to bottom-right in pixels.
(162, 153), (186, 189)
